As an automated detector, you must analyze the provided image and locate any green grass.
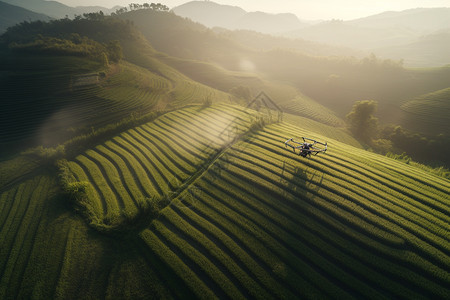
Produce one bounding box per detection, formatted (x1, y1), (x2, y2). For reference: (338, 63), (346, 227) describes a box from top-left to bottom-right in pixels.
(400, 87), (450, 135)
(0, 51), (235, 157)
(159, 55), (299, 104)
(1, 104), (448, 299)
(282, 112), (361, 148)
(139, 119), (447, 298)
(63, 105), (257, 229)
(281, 93), (345, 127)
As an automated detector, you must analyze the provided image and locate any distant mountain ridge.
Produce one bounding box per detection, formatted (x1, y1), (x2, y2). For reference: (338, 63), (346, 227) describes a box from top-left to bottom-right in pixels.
(1, 0), (117, 19)
(172, 1), (306, 33)
(0, 1), (51, 33)
(285, 7), (450, 67)
(348, 7), (450, 33)
(172, 2), (450, 67)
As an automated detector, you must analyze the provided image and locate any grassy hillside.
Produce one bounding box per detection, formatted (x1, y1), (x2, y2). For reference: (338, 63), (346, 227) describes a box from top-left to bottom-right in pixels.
(119, 8), (450, 124)
(0, 16), (235, 157)
(282, 94), (345, 127)
(1, 13), (350, 159)
(2, 104), (443, 298)
(60, 105), (260, 230)
(0, 55), (165, 152)
(139, 119), (449, 298)
(400, 87), (450, 136)
(1, 10), (449, 299)
(155, 51), (346, 128)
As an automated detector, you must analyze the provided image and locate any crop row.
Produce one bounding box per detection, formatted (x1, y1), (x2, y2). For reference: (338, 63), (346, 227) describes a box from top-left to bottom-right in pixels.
(254, 129), (450, 232)
(270, 123), (450, 203)
(170, 80), (229, 107)
(281, 96), (345, 127)
(248, 130), (450, 259)
(138, 119), (449, 298)
(0, 175), (61, 299)
(0, 61), (170, 145)
(65, 105), (256, 226)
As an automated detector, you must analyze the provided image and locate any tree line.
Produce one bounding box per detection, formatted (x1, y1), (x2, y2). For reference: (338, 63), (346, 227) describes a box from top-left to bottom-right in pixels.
(0, 13), (139, 63)
(8, 34), (122, 64)
(112, 3), (169, 15)
(346, 100), (450, 172)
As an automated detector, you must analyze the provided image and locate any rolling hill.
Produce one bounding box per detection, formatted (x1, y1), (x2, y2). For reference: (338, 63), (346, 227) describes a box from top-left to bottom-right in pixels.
(400, 87), (450, 136)
(172, 1), (305, 33)
(285, 8), (450, 67)
(0, 7), (449, 299)
(116, 8), (450, 122)
(347, 8), (450, 33)
(375, 30), (450, 68)
(0, 0), (117, 19)
(173, 1), (450, 68)
(1, 104), (448, 298)
(0, 15), (233, 156)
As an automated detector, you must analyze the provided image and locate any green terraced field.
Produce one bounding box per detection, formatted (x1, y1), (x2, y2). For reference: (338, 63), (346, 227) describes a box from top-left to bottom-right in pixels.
(1, 104), (449, 299)
(281, 94), (345, 127)
(400, 87), (450, 135)
(62, 105), (258, 228)
(0, 53), (233, 157)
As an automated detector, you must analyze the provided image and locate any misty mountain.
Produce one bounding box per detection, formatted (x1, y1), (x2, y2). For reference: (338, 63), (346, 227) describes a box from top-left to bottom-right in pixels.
(0, 0), (117, 19)
(234, 11), (304, 33)
(285, 8), (450, 67)
(0, 1), (51, 33)
(286, 7), (450, 49)
(173, 2), (450, 67)
(375, 29), (450, 67)
(172, 1), (245, 29)
(348, 8), (450, 33)
(172, 1), (306, 33)
(284, 20), (418, 50)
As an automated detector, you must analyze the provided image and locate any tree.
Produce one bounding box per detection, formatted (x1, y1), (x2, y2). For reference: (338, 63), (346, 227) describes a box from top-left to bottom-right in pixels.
(346, 100), (379, 144)
(106, 40), (123, 62)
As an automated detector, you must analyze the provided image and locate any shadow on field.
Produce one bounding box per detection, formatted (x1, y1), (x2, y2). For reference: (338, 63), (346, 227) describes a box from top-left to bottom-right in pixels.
(286, 165), (307, 193)
(282, 162), (325, 198)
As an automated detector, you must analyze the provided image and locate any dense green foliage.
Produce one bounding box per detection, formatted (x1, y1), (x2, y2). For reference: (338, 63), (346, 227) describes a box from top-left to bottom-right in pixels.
(344, 100), (450, 168)
(346, 100), (379, 144)
(380, 125), (450, 168)
(8, 34), (122, 63)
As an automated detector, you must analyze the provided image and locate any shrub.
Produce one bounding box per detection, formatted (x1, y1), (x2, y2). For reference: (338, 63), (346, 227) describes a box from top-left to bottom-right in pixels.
(22, 145), (65, 164)
(202, 95), (213, 108)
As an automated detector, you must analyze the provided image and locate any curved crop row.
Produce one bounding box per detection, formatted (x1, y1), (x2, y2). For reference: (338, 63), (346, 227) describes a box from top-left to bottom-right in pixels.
(65, 104), (257, 228)
(136, 117), (449, 298)
(281, 95), (345, 127)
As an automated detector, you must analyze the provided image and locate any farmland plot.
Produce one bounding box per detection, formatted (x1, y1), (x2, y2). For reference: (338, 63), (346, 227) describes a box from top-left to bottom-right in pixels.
(138, 120), (449, 299)
(63, 104), (257, 228)
(1, 103), (448, 298)
(56, 104), (449, 298)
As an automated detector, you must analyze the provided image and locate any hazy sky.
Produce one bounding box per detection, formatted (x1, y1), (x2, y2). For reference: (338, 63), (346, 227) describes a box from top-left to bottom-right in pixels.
(56, 0), (450, 20)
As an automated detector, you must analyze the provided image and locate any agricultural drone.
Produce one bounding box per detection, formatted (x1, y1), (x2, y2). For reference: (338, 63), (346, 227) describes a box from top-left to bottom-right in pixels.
(285, 137), (327, 158)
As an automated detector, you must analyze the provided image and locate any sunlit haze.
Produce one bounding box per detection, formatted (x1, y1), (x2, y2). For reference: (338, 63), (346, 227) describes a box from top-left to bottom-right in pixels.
(56, 0), (450, 20)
